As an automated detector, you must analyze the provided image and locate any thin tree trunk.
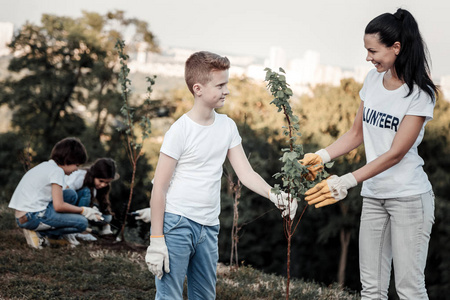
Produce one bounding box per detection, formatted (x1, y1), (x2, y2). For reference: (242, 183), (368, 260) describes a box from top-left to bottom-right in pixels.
(337, 228), (351, 286)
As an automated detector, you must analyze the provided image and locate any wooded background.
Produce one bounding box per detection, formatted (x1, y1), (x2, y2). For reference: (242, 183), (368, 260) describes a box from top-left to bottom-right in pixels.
(0, 11), (448, 299)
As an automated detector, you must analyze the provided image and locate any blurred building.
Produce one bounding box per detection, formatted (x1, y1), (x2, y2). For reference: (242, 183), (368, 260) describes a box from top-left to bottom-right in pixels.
(440, 76), (450, 101)
(126, 45), (381, 96)
(0, 22), (14, 56)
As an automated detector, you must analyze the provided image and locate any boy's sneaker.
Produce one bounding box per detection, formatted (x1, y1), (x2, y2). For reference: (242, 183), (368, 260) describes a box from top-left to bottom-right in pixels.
(75, 233), (97, 241)
(63, 234), (80, 246)
(22, 229), (45, 249)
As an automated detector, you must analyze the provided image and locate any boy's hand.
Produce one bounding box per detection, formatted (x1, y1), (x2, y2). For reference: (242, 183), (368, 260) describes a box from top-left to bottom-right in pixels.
(269, 191), (298, 220)
(304, 173), (357, 208)
(146, 236), (170, 279)
(81, 207), (102, 221)
(135, 208), (151, 223)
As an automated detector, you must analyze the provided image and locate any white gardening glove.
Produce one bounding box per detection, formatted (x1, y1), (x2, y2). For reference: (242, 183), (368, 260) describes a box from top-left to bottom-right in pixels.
(145, 236), (170, 280)
(81, 207), (102, 221)
(269, 191), (298, 220)
(304, 173), (357, 208)
(135, 208), (151, 223)
(315, 149), (331, 164)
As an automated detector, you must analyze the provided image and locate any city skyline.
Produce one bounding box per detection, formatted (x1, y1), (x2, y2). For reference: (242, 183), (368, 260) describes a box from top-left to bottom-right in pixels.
(1, 0), (449, 80)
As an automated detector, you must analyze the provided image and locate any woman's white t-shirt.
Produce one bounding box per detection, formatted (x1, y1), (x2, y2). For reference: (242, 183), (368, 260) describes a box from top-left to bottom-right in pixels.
(359, 69), (434, 198)
(161, 112), (242, 226)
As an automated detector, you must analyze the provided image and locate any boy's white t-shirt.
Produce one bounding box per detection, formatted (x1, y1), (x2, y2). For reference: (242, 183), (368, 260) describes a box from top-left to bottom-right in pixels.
(161, 112), (242, 226)
(359, 69), (434, 198)
(9, 160), (66, 212)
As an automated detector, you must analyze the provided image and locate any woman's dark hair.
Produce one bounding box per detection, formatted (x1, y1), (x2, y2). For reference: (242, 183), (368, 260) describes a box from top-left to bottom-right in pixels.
(50, 137), (88, 165)
(83, 158), (118, 215)
(365, 8), (438, 100)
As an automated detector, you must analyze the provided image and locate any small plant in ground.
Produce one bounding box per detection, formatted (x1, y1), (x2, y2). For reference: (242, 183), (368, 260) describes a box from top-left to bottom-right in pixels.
(265, 67), (332, 299)
(225, 169), (243, 270)
(115, 39), (156, 242)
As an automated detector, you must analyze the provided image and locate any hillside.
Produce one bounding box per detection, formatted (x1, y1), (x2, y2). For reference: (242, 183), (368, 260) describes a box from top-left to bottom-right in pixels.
(0, 205), (360, 300)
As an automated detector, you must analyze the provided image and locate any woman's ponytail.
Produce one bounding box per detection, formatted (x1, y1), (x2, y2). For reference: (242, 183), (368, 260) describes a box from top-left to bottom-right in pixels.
(366, 8), (438, 100)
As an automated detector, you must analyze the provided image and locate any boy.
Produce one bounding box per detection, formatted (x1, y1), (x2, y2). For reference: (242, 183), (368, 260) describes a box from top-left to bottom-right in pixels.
(9, 137), (102, 249)
(146, 51), (297, 299)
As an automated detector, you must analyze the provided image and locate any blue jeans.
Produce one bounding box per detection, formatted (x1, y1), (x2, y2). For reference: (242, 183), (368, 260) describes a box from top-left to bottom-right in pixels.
(359, 190), (435, 300)
(75, 186), (91, 207)
(155, 212), (220, 300)
(15, 189), (88, 238)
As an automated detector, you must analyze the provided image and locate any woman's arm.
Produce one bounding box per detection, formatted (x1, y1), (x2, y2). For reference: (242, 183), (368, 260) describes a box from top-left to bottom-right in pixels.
(325, 101), (365, 160)
(352, 115), (425, 183)
(150, 153), (177, 236)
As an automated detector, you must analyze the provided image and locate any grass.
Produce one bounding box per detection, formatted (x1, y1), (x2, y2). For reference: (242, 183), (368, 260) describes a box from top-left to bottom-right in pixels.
(0, 205), (359, 300)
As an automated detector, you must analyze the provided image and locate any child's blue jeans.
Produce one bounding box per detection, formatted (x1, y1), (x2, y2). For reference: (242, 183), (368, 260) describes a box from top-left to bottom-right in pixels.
(15, 189), (88, 238)
(155, 212), (220, 300)
(359, 190), (434, 300)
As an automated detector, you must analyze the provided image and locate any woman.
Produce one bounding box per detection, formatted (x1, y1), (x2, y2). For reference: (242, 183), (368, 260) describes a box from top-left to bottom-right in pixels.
(302, 8), (437, 300)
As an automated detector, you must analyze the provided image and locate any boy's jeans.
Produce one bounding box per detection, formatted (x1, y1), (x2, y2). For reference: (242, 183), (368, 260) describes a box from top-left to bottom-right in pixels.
(15, 189), (88, 238)
(155, 212), (220, 300)
(359, 190), (435, 300)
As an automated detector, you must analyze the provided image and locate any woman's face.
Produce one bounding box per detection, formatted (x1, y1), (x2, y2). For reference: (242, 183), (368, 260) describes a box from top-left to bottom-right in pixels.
(364, 33), (400, 73)
(94, 177), (113, 189)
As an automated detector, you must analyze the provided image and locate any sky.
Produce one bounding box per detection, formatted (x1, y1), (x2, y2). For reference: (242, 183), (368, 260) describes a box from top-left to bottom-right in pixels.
(1, 0), (449, 80)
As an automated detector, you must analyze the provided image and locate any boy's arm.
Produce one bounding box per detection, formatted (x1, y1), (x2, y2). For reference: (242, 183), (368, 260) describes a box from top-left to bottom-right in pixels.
(227, 144), (297, 219)
(150, 153), (178, 235)
(51, 184), (82, 213)
(146, 152), (177, 279)
(227, 144), (271, 197)
(52, 184), (101, 220)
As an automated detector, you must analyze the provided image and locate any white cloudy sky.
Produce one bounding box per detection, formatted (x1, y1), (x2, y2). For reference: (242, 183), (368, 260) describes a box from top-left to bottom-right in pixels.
(1, 0), (449, 79)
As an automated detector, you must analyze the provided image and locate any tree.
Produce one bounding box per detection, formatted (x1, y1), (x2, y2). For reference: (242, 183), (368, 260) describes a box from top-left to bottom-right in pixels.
(0, 10), (158, 160)
(0, 11), (158, 243)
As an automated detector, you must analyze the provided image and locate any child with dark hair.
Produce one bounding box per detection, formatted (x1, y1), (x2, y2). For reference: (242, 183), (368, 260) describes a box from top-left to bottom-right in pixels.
(65, 158), (119, 238)
(9, 137), (102, 249)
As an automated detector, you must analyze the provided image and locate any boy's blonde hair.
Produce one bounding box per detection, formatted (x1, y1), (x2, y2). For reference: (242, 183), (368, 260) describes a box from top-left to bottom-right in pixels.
(185, 51), (230, 95)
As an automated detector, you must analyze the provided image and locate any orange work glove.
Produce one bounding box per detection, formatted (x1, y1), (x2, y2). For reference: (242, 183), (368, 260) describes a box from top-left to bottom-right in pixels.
(300, 149), (331, 181)
(304, 173), (357, 208)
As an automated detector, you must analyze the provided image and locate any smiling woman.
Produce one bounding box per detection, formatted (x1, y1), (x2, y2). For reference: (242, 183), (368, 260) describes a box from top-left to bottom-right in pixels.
(300, 8), (438, 300)
(364, 33), (399, 78)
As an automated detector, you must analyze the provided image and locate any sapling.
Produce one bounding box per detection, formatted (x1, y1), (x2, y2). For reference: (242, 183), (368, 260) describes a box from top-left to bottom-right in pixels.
(225, 168), (242, 270)
(115, 39), (155, 241)
(265, 67), (332, 299)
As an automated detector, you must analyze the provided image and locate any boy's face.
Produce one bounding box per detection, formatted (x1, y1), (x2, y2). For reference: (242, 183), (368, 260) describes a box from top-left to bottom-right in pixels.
(61, 164), (79, 175)
(196, 69), (229, 109)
